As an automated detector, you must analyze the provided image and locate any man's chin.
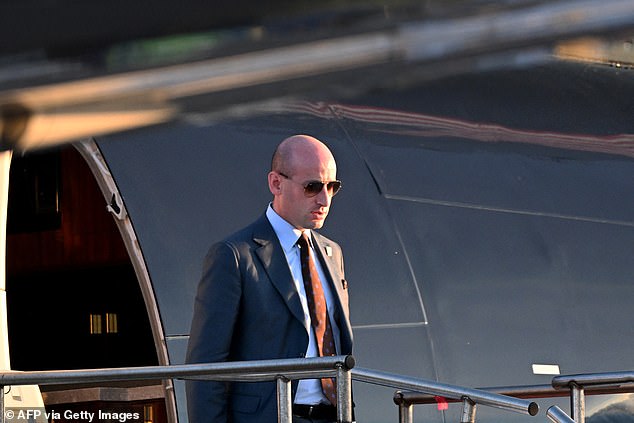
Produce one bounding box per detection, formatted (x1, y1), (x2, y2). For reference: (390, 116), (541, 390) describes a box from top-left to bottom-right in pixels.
(309, 220), (325, 229)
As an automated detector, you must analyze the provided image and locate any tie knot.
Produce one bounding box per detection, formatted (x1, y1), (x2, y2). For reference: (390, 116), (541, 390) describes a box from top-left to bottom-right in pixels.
(298, 232), (311, 250)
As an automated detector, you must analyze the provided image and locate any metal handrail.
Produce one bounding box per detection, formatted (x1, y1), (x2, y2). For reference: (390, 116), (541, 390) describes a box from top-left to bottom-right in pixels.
(393, 381), (633, 404)
(0, 357), (540, 423)
(0, 355), (355, 423)
(0, 356), (356, 385)
(391, 370), (634, 423)
(547, 406), (576, 423)
(552, 371), (634, 389)
(551, 370), (634, 423)
(352, 367), (539, 423)
(8, 360), (627, 423)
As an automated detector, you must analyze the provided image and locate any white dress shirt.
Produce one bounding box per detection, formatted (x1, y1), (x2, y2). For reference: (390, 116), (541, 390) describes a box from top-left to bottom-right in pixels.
(266, 204), (341, 405)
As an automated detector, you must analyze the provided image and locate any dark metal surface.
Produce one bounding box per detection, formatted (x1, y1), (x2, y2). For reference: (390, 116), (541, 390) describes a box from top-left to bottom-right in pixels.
(2, 1), (634, 151)
(94, 58), (634, 422)
(2, 2), (634, 422)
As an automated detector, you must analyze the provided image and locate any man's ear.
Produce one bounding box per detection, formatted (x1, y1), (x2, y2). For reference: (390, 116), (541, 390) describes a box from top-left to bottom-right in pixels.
(268, 171), (282, 195)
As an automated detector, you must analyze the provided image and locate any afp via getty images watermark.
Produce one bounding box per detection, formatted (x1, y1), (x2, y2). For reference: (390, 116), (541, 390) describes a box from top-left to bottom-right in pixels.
(3, 407), (142, 422)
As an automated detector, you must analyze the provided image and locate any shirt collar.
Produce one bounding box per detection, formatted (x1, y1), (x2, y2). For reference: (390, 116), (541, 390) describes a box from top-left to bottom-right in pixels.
(266, 204), (311, 254)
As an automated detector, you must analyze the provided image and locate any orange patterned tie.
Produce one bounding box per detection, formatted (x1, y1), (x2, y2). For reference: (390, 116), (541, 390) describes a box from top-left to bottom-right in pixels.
(298, 232), (337, 406)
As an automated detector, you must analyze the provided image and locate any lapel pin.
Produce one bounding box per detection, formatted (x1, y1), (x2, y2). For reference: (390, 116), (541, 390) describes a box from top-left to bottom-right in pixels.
(325, 245), (333, 257)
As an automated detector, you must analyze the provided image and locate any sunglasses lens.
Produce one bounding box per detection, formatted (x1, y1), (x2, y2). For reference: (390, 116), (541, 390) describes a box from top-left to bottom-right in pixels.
(302, 180), (342, 197)
(304, 182), (323, 196)
(328, 181), (342, 195)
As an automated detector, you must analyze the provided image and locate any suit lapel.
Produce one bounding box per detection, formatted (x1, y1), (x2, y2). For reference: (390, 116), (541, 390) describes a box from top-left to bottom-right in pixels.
(311, 233), (354, 353)
(312, 235), (343, 294)
(253, 218), (307, 331)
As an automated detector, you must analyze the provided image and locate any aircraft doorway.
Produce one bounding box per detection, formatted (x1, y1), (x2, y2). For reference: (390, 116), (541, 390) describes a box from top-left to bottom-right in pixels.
(5, 145), (167, 422)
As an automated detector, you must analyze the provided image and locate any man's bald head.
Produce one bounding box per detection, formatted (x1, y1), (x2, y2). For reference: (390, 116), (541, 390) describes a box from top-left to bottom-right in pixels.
(271, 135), (335, 176)
(268, 135), (339, 229)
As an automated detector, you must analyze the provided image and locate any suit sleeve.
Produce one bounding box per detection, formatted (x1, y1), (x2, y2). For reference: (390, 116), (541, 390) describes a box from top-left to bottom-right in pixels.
(186, 241), (242, 423)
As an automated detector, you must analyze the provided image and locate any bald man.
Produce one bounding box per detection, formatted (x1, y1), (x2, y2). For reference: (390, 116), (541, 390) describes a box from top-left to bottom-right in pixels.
(186, 135), (353, 423)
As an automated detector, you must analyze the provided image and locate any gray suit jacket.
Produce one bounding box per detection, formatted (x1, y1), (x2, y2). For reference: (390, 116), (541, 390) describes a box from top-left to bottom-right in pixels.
(186, 213), (353, 423)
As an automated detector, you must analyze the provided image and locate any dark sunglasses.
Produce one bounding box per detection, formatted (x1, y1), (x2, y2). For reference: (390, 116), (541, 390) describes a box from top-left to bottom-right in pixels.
(278, 172), (342, 197)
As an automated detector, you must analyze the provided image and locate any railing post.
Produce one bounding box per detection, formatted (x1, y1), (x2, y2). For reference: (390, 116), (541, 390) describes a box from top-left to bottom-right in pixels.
(277, 376), (292, 423)
(394, 391), (414, 423)
(460, 397), (476, 423)
(570, 383), (585, 423)
(336, 363), (353, 423)
(399, 402), (414, 423)
(1, 385), (5, 423)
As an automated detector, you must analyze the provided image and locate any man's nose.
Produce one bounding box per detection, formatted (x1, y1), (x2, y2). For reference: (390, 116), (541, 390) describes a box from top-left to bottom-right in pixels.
(315, 185), (332, 206)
